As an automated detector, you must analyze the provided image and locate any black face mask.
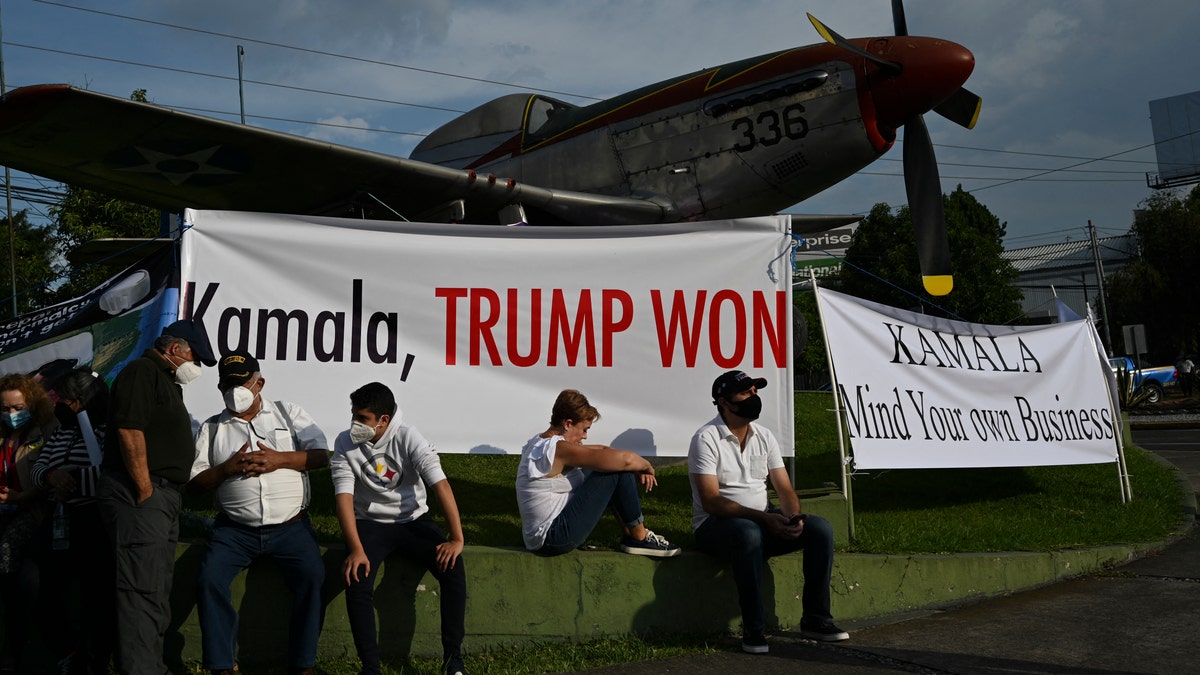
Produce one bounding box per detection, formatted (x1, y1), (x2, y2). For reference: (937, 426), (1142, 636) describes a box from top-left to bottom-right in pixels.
(727, 393), (763, 421)
(55, 401), (79, 430)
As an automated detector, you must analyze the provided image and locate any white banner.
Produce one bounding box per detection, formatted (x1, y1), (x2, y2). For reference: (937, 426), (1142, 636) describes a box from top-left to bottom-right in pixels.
(180, 210), (794, 456)
(816, 287), (1118, 469)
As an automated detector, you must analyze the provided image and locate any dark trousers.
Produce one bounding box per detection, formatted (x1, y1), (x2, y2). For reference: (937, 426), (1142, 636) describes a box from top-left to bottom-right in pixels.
(344, 515), (466, 674)
(39, 501), (117, 673)
(0, 544), (38, 671)
(98, 473), (181, 675)
(196, 515), (325, 670)
(694, 512), (836, 635)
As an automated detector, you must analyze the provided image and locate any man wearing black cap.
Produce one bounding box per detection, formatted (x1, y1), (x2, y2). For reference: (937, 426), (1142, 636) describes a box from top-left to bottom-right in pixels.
(98, 319), (216, 674)
(187, 350), (328, 675)
(688, 370), (848, 655)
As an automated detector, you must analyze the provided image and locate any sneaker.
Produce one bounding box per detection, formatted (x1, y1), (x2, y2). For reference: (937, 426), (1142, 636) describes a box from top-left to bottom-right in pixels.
(443, 656), (467, 675)
(800, 621), (850, 642)
(619, 530), (681, 557)
(741, 632), (769, 654)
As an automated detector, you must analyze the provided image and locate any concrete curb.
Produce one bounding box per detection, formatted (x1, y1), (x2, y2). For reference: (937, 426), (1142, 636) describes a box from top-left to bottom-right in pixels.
(157, 532), (1176, 666)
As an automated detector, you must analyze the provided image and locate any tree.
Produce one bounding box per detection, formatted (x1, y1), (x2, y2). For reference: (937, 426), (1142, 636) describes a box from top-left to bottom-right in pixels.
(1, 209), (60, 319)
(837, 186), (1023, 325)
(46, 184), (161, 304)
(1106, 185), (1200, 359)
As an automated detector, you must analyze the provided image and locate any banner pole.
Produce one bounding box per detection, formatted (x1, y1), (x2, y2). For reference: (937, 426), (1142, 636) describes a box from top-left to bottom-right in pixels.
(811, 270), (854, 540)
(1087, 302), (1131, 503)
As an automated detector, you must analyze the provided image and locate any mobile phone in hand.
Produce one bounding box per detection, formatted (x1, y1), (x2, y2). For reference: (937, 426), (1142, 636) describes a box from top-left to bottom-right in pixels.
(788, 514), (807, 525)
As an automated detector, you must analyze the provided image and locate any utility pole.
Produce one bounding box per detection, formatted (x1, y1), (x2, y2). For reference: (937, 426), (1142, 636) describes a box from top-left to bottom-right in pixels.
(0, 0), (17, 317)
(1088, 220), (1114, 355)
(237, 45), (246, 124)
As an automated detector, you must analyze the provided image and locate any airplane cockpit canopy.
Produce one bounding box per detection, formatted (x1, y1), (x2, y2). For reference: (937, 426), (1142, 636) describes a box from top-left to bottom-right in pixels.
(410, 93), (576, 169)
(524, 95), (576, 136)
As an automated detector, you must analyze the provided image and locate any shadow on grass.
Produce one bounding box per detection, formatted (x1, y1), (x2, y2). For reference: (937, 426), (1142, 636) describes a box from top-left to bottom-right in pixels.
(852, 467), (1038, 511)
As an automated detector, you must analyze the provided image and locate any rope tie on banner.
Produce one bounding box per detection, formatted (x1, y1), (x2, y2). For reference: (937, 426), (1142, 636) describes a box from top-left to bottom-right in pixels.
(791, 234), (967, 323)
(365, 192), (409, 221)
(767, 237), (797, 284)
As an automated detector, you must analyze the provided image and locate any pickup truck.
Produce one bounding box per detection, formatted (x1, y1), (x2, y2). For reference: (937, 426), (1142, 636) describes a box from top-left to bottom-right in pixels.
(1108, 356), (1178, 403)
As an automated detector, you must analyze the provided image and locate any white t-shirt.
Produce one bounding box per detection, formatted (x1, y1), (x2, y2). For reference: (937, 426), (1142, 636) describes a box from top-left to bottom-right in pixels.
(516, 434), (585, 550)
(687, 415), (785, 530)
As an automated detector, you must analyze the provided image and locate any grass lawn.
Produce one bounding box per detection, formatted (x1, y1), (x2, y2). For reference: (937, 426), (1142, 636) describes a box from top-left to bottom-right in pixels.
(183, 392), (1184, 553)
(178, 391), (1187, 674)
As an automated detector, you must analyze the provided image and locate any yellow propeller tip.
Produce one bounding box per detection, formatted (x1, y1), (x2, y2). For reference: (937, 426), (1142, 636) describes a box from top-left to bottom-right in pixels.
(807, 14), (834, 44)
(923, 275), (953, 296)
(966, 99), (982, 130)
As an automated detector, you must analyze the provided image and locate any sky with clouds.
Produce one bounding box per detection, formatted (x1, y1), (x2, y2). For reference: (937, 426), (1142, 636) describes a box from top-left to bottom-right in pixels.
(5, 0), (1200, 247)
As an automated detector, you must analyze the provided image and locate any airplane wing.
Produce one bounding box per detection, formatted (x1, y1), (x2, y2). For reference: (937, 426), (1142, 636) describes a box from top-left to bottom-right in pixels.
(0, 84), (675, 226)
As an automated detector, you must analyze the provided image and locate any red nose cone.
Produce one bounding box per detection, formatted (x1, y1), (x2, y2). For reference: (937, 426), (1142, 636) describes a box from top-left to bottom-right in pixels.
(867, 36), (975, 132)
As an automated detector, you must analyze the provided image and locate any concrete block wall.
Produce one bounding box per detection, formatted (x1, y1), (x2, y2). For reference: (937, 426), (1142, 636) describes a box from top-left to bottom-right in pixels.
(146, 490), (1147, 667)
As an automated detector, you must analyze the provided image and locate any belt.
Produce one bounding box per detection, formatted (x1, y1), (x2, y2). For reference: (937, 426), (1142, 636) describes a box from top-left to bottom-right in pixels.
(149, 474), (184, 492)
(216, 509), (307, 529)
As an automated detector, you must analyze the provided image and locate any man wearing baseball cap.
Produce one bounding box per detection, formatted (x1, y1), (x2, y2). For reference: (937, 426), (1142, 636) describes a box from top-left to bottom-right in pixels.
(98, 318), (216, 673)
(188, 350), (329, 675)
(688, 370), (848, 654)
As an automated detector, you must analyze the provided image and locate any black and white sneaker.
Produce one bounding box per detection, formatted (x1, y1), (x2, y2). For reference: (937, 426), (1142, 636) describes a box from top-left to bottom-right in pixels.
(800, 621), (850, 642)
(741, 631), (769, 654)
(619, 530), (681, 557)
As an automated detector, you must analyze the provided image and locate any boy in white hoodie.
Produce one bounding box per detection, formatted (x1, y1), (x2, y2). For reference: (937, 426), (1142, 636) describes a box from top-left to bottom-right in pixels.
(330, 382), (467, 675)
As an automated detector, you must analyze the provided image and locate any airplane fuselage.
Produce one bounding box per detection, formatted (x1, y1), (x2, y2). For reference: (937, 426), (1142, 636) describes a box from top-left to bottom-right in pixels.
(412, 37), (971, 225)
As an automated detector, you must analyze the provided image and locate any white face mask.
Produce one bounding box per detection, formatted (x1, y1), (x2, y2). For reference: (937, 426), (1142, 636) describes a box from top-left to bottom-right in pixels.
(173, 360), (203, 386)
(349, 421), (379, 445)
(223, 383), (258, 414)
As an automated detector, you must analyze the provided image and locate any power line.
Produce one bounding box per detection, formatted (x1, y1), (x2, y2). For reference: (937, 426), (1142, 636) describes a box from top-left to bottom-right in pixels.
(32, 0), (602, 103)
(171, 104), (429, 138)
(7, 41), (469, 115)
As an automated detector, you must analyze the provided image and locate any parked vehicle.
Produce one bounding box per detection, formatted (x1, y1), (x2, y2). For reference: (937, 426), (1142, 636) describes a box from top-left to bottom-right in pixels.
(1108, 356), (1178, 404)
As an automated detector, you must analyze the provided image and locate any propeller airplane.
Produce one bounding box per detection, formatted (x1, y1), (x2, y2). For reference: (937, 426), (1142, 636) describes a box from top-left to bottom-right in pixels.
(0, 1), (978, 295)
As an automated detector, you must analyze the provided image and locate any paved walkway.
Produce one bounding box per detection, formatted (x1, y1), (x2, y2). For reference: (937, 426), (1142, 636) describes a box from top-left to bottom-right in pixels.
(580, 422), (1200, 674)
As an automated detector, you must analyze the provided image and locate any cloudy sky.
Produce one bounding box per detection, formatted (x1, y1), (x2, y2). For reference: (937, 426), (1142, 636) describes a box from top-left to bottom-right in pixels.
(5, 0), (1199, 247)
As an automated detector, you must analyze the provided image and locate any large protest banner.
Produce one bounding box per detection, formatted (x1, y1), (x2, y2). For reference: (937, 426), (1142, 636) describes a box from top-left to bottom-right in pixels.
(180, 210), (794, 456)
(0, 246), (178, 390)
(815, 287), (1118, 470)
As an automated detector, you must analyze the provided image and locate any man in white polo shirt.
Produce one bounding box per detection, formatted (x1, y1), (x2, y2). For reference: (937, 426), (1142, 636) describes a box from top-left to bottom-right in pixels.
(688, 370), (848, 655)
(187, 350), (329, 675)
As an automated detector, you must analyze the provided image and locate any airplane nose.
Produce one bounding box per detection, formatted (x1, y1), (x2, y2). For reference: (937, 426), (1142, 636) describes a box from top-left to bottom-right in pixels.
(867, 36), (975, 133)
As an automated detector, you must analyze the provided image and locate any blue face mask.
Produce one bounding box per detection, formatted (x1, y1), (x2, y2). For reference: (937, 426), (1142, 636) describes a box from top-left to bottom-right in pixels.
(3, 409), (31, 429)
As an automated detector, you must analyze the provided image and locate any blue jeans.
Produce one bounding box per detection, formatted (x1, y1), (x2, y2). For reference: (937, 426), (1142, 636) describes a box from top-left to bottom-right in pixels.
(537, 471), (644, 556)
(196, 515), (325, 670)
(344, 515), (466, 674)
(694, 512), (835, 635)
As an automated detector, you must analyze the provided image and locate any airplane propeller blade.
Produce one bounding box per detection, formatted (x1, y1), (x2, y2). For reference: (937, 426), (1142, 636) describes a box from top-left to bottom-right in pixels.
(806, 13), (901, 76)
(902, 115), (953, 296)
(933, 87), (982, 129)
(892, 0), (909, 36)
(893, 0), (982, 130)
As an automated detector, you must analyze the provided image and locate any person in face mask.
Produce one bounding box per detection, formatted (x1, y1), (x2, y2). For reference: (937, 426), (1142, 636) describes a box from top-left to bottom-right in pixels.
(30, 367), (115, 675)
(185, 350), (328, 675)
(0, 373), (55, 673)
(330, 382), (468, 675)
(688, 370), (848, 655)
(96, 319), (216, 675)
